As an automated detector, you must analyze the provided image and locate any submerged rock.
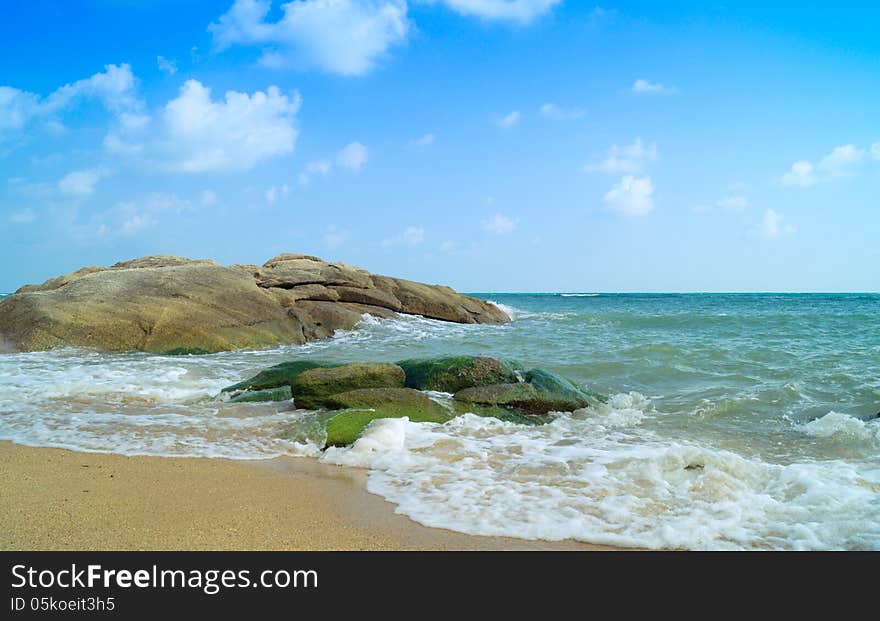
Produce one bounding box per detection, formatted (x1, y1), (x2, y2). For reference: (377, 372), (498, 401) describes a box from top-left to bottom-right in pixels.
(291, 363), (406, 409)
(523, 368), (605, 410)
(454, 382), (540, 410)
(453, 368), (602, 416)
(322, 387), (450, 446)
(397, 356), (519, 393)
(221, 360), (339, 394)
(229, 385), (293, 403)
(223, 356), (603, 446)
(0, 253), (509, 353)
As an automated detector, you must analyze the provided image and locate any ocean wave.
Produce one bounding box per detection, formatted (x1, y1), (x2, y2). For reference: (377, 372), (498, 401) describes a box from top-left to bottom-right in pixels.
(321, 395), (880, 550)
(800, 411), (880, 444)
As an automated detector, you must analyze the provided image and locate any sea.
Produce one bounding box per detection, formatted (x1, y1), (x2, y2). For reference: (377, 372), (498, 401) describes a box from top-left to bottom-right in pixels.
(1, 292), (878, 550)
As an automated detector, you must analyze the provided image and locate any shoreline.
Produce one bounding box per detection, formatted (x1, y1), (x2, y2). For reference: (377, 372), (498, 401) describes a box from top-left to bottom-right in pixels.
(0, 441), (621, 551)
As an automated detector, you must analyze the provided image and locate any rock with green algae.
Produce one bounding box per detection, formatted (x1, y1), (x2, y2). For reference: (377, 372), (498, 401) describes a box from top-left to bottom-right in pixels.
(397, 356), (520, 393)
(221, 360), (339, 394)
(291, 363), (406, 409)
(523, 368), (606, 410)
(453, 368), (603, 416)
(453, 382), (541, 411)
(323, 388), (449, 447)
(229, 385), (293, 403)
(449, 401), (547, 426)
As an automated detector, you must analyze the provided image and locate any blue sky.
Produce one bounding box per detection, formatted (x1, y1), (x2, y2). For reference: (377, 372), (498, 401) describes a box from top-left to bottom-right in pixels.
(1, 0), (878, 292)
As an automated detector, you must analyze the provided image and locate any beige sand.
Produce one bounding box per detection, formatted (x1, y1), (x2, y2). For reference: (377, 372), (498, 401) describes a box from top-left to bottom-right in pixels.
(0, 441), (618, 551)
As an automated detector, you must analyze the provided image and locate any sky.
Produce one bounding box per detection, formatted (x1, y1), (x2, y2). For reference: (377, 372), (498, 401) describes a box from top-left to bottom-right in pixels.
(1, 0), (878, 293)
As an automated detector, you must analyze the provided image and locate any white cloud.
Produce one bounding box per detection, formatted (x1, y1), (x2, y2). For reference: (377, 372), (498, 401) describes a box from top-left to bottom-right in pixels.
(872, 142), (880, 160)
(0, 64), (141, 146)
(427, 0), (562, 23)
(43, 64), (141, 116)
(586, 138), (657, 174)
(818, 144), (864, 176)
(382, 225), (425, 246)
(483, 212), (518, 234)
(780, 160), (816, 188)
(0, 87), (40, 141)
(337, 141), (369, 171)
(781, 143), (869, 187)
(413, 132), (435, 146)
(631, 79), (674, 94)
(157, 56), (178, 75)
(9, 208), (36, 224)
(539, 102), (586, 120)
(58, 168), (108, 197)
(495, 110), (521, 128)
(439, 240), (458, 252)
(756, 208), (795, 240)
(159, 79), (300, 173)
(604, 175), (654, 216)
(210, 0), (410, 76)
(93, 193), (197, 239)
(298, 159), (333, 186)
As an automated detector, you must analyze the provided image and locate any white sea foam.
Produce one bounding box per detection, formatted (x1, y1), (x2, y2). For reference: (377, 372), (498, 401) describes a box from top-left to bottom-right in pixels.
(322, 395), (880, 550)
(801, 411), (880, 444)
(560, 293), (600, 297)
(485, 300), (521, 320)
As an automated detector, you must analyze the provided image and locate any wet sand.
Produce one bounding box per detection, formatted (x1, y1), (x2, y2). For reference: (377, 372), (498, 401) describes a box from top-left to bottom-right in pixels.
(0, 441), (619, 551)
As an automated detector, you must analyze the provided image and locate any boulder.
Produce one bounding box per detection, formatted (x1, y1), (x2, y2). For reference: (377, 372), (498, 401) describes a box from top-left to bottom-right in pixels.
(324, 387), (449, 415)
(291, 363), (406, 409)
(0, 253), (509, 353)
(523, 368), (604, 410)
(453, 369), (600, 415)
(454, 382), (540, 410)
(398, 356), (519, 393)
(0, 259), (303, 353)
(229, 385), (293, 403)
(323, 388), (449, 447)
(221, 360), (339, 394)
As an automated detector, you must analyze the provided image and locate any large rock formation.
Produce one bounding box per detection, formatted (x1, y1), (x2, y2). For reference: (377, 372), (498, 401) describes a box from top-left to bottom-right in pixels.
(219, 357), (607, 447)
(0, 253), (509, 353)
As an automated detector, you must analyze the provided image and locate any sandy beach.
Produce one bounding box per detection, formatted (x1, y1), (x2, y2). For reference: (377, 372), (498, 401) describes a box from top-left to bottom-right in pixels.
(0, 441), (616, 551)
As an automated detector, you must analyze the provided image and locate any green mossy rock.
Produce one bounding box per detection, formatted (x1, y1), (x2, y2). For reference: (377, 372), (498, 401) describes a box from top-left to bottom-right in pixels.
(450, 401), (547, 426)
(453, 369), (601, 416)
(324, 387), (449, 416)
(523, 368), (602, 411)
(453, 382), (539, 409)
(292, 363), (406, 409)
(221, 360), (339, 394)
(324, 390), (449, 447)
(397, 356), (519, 393)
(229, 385), (293, 403)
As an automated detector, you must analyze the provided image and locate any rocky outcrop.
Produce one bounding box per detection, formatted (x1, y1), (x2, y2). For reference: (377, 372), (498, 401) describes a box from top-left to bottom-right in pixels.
(0, 253), (509, 353)
(323, 388), (450, 446)
(229, 385), (293, 404)
(218, 356), (606, 447)
(397, 356), (520, 393)
(453, 368), (603, 415)
(290, 363), (406, 409)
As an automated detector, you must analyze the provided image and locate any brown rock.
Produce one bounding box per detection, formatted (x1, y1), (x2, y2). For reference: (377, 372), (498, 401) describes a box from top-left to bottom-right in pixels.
(0, 252), (510, 353)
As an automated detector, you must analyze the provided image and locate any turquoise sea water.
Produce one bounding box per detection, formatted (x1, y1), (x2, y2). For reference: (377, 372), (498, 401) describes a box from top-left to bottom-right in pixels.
(1, 292), (878, 549)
